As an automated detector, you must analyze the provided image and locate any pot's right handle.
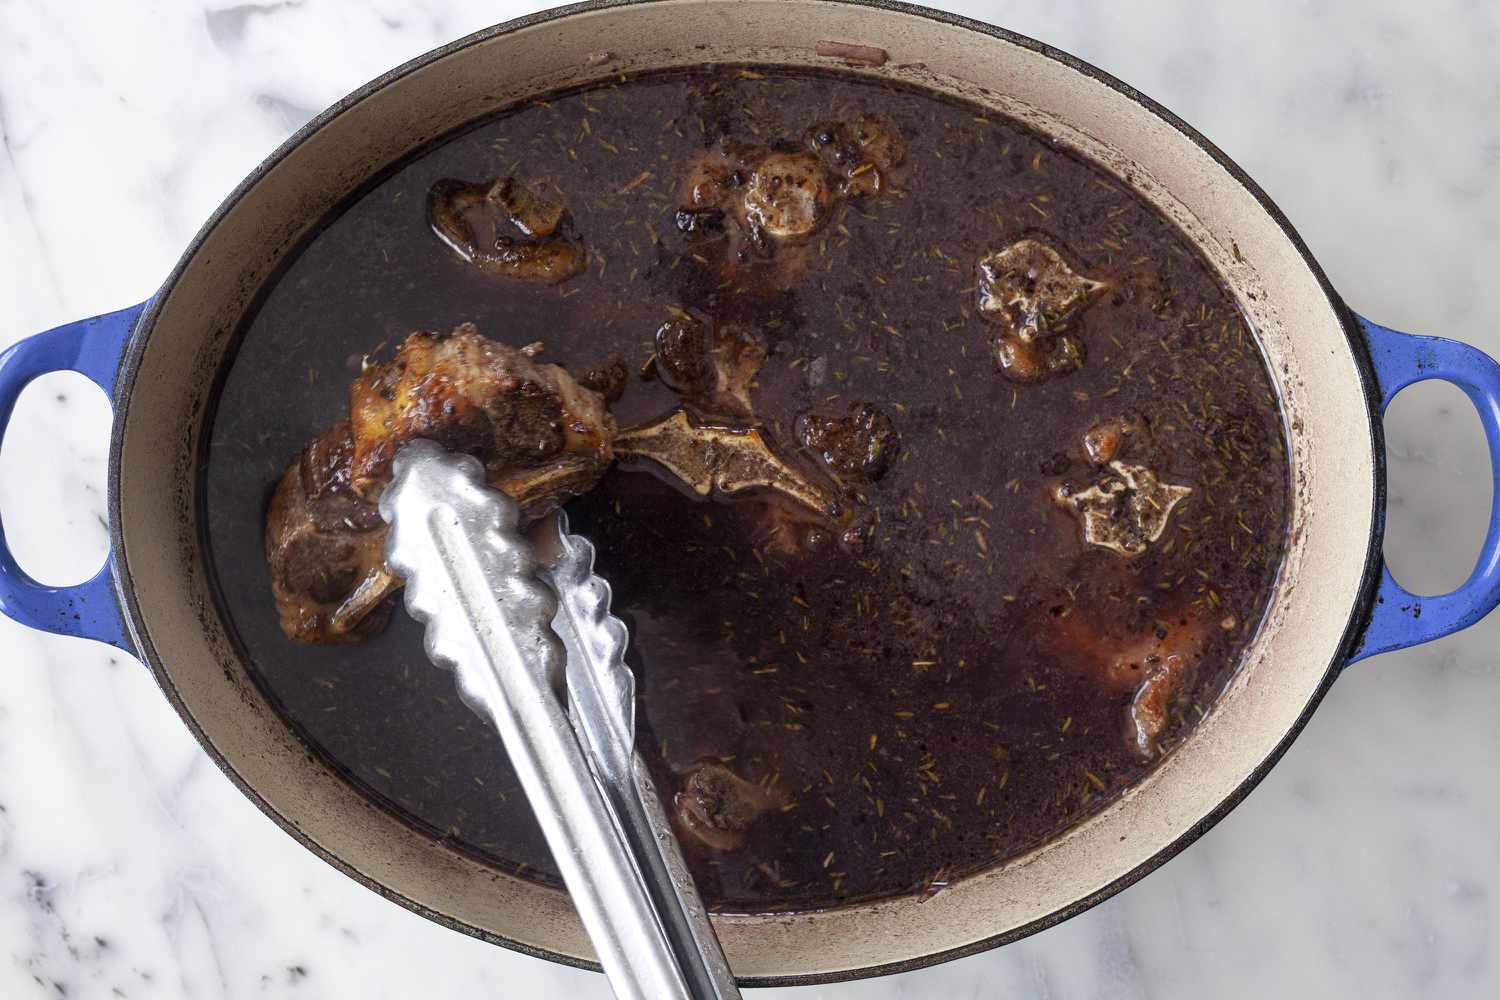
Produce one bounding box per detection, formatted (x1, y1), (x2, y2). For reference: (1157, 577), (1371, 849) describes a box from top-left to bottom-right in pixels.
(1347, 316), (1500, 663)
(0, 303), (144, 653)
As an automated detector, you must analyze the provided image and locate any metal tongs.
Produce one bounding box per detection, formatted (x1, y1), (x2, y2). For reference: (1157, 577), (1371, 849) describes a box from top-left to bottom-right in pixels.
(380, 440), (740, 1000)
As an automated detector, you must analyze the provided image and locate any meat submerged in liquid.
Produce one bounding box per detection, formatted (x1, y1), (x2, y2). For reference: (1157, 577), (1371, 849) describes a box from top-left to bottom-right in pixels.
(649, 312), (767, 421)
(264, 423), (393, 644)
(676, 112), (904, 274)
(428, 177), (586, 282)
(977, 237), (1111, 383)
(269, 321), (853, 642)
(222, 68), (1289, 911)
(796, 402), (900, 481)
(264, 324), (616, 643)
(674, 762), (789, 852)
(347, 323), (616, 506)
(1051, 601), (1213, 759)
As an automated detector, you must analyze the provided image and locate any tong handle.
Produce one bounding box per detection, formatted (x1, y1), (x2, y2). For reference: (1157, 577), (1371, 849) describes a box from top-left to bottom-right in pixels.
(382, 441), (698, 1000)
(539, 512), (740, 999)
(474, 644), (688, 1000)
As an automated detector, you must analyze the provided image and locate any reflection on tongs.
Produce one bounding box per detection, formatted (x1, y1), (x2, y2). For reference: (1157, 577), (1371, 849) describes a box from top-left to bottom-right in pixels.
(380, 439), (739, 1000)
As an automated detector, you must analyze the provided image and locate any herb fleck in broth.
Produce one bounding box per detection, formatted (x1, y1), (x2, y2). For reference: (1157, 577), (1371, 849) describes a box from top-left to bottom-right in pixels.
(206, 67), (1288, 912)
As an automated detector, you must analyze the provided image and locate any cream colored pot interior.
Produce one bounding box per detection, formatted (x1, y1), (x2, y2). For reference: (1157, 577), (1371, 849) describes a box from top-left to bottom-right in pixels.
(113, 0), (1376, 982)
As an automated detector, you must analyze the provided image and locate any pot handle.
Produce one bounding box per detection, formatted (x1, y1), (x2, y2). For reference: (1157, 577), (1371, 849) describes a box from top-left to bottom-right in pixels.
(0, 302), (145, 652)
(1347, 316), (1500, 663)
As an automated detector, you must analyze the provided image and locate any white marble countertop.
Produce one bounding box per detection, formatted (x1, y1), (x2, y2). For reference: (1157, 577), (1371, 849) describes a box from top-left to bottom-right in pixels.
(1, 1), (1497, 997)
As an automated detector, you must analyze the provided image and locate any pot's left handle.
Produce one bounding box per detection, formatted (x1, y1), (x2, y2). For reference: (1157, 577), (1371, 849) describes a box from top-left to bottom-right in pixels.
(0, 303), (146, 652)
(1348, 316), (1500, 663)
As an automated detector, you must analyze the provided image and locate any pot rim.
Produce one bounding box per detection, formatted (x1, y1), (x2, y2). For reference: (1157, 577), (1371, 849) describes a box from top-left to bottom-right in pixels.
(106, 0), (1387, 985)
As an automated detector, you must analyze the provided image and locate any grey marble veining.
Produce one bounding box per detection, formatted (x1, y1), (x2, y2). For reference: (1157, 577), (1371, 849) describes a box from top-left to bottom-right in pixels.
(0, 1), (1496, 997)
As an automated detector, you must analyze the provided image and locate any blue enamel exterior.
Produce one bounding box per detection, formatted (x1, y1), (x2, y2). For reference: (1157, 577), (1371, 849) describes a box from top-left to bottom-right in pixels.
(1348, 317), (1500, 662)
(0, 302), (145, 652)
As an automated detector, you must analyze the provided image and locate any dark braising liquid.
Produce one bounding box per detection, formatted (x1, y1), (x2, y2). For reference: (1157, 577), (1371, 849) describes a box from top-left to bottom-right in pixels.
(206, 68), (1288, 911)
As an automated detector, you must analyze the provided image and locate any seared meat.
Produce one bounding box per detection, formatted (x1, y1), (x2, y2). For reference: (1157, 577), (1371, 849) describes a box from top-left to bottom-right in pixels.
(673, 761), (786, 852)
(650, 312), (767, 421)
(269, 322), (858, 643)
(991, 333), (1086, 384)
(1054, 606), (1210, 759)
(428, 177), (586, 283)
(676, 114), (904, 270)
(1107, 616), (1209, 759)
(796, 402), (899, 480)
(741, 151), (834, 239)
(348, 324), (616, 509)
(1081, 411), (1149, 466)
(264, 423), (395, 644)
(652, 314), (718, 397)
(976, 238), (1109, 384)
(267, 324), (616, 644)
(1027, 414), (1198, 752)
(807, 113), (905, 198)
(1053, 460), (1192, 558)
(636, 311), (864, 554)
(977, 238), (1107, 333)
(580, 357), (629, 404)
